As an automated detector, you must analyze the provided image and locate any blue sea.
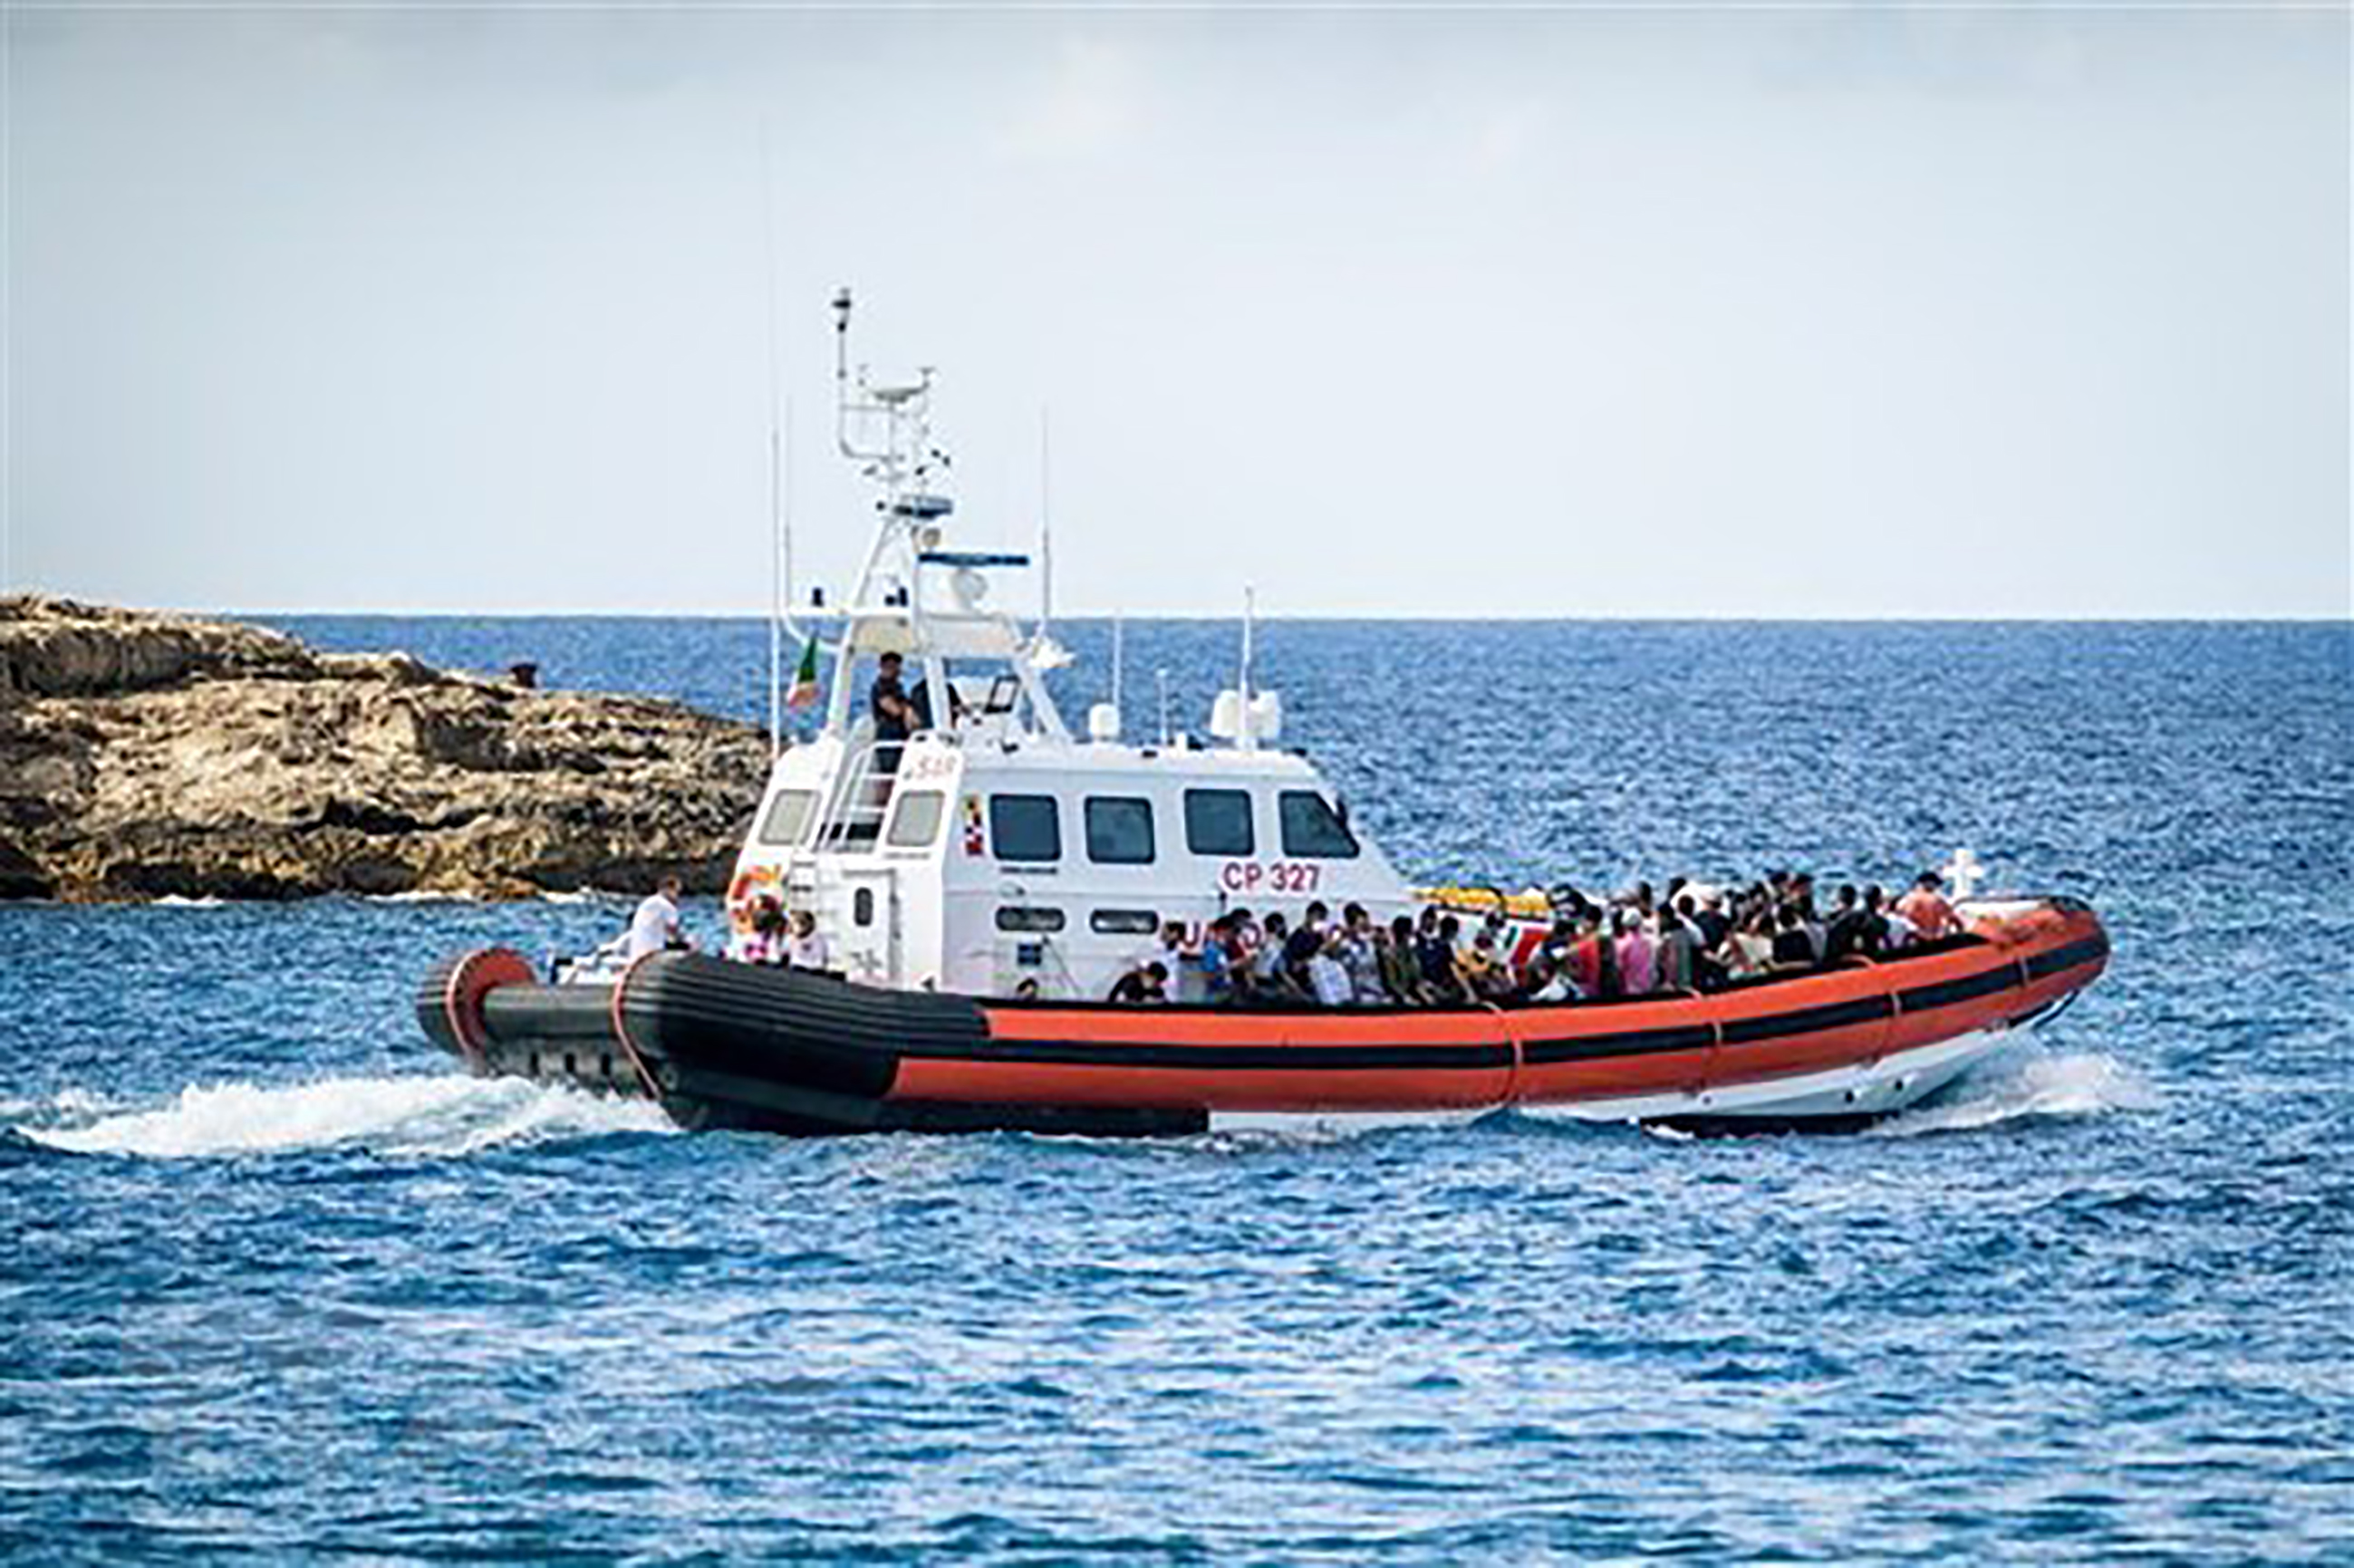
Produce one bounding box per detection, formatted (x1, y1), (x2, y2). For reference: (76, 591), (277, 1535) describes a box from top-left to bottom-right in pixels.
(4, 619), (2348, 1563)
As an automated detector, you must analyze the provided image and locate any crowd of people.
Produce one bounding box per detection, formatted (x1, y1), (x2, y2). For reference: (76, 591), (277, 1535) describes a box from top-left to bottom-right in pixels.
(1105, 871), (1963, 1008)
(659, 861), (1964, 1009)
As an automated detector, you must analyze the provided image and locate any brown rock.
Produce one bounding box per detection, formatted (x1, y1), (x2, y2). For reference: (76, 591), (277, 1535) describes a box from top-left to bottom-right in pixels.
(0, 595), (770, 901)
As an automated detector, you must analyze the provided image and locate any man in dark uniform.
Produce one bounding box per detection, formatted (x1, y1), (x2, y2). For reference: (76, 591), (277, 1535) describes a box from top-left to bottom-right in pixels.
(870, 650), (916, 773)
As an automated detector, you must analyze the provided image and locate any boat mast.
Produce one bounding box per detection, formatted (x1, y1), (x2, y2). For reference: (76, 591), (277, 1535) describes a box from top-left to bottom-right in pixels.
(818, 289), (1070, 745)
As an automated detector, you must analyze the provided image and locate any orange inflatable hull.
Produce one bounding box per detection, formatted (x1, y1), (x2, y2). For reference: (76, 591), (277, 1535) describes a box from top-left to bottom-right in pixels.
(420, 899), (2108, 1136)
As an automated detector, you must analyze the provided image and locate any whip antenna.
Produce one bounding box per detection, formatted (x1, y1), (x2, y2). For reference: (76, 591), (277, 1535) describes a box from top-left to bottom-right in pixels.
(1038, 408), (1054, 637)
(1237, 585), (1257, 755)
(1111, 611), (1124, 717)
(761, 125), (784, 756)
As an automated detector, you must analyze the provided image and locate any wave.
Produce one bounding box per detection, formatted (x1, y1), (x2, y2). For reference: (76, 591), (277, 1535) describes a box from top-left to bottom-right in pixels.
(1872, 1052), (2158, 1139)
(150, 894), (227, 909)
(12, 1073), (673, 1160)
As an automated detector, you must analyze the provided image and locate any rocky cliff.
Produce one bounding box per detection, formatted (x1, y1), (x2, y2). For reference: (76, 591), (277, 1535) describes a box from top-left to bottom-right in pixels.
(0, 596), (771, 900)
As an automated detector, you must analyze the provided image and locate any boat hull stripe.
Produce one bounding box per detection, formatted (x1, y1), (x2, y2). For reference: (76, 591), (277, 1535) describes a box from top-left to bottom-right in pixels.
(2022, 935), (2110, 981)
(905, 1039), (1516, 1072)
(1519, 1024), (1716, 1065)
(1719, 995), (1893, 1044)
(1893, 967), (2018, 1014)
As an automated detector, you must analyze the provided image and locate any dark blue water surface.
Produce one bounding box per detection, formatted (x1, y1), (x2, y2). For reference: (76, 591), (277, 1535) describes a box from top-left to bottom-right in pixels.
(4, 620), (2348, 1563)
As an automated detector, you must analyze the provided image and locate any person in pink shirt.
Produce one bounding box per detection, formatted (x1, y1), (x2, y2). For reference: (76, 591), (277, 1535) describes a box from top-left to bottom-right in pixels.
(1896, 871), (1959, 941)
(1615, 909), (1659, 996)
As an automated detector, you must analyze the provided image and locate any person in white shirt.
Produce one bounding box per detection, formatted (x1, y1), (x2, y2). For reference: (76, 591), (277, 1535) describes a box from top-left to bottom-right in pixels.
(786, 909), (832, 971)
(1155, 921), (1197, 1005)
(625, 876), (690, 960)
(1307, 935), (1354, 1007)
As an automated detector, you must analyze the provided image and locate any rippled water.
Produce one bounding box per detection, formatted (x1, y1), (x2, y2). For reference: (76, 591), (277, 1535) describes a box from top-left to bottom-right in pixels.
(4, 620), (2348, 1562)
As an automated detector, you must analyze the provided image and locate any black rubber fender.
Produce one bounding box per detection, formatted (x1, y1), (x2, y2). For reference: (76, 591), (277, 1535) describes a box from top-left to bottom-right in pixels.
(615, 953), (989, 1101)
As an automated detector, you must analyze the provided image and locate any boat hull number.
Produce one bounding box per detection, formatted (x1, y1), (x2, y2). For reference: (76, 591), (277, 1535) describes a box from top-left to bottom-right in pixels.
(1221, 861), (1322, 895)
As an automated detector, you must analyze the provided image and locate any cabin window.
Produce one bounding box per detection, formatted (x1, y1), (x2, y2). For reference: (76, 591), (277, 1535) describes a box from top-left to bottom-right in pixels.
(1085, 796), (1155, 865)
(1184, 788), (1255, 857)
(1091, 909), (1159, 936)
(885, 789), (946, 849)
(995, 906), (1066, 933)
(757, 788), (818, 847)
(1279, 791), (1359, 859)
(854, 888), (875, 927)
(989, 794), (1061, 861)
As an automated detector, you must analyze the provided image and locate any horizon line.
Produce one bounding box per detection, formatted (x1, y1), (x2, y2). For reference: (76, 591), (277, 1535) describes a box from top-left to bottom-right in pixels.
(5, 590), (2348, 626)
(226, 607), (2353, 626)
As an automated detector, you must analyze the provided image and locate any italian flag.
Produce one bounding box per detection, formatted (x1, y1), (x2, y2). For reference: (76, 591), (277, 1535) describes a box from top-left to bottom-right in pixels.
(786, 636), (822, 711)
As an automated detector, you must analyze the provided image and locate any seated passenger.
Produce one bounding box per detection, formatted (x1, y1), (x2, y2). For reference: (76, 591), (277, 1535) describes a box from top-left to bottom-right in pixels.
(1516, 942), (1573, 1004)
(786, 908), (832, 972)
(1540, 915), (1578, 972)
(1197, 914), (1239, 1003)
(730, 896), (789, 966)
(1305, 935), (1354, 1007)
(1522, 958), (1576, 1005)
(1418, 915), (1467, 1005)
(1690, 891), (1730, 952)
(1253, 912), (1302, 999)
(1718, 909), (1774, 981)
(625, 875), (693, 961)
(1896, 871), (1960, 941)
(1157, 919), (1197, 1004)
(1787, 871), (1818, 919)
(1768, 904), (1817, 973)
(1458, 931), (1516, 1002)
(1336, 905), (1384, 1003)
(1566, 912), (1606, 999)
(1655, 907), (1697, 992)
(1866, 885), (1909, 950)
(1615, 909), (1658, 996)
(1822, 884), (1871, 961)
(1378, 916), (1427, 1005)
(1108, 960), (1170, 1005)
(1283, 905), (1327, 988)
(1630, 881), (1656, 923)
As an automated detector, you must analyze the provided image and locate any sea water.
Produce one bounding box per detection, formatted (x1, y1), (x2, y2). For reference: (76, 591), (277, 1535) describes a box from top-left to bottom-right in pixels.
(2, 620), (2346, 1562)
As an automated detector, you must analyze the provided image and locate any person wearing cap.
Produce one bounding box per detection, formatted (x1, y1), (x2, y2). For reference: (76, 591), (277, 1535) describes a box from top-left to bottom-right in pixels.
(1896, 871), (1959, 941)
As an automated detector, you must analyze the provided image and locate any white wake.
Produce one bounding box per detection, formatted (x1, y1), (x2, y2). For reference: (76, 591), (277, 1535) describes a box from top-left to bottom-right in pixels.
(1872, 1052), (2158, 1138)
(11, 1073), (673, 1159)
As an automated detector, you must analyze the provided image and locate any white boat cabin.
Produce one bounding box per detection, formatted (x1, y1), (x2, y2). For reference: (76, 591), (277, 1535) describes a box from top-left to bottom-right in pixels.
(724, 293), (1413, 1000)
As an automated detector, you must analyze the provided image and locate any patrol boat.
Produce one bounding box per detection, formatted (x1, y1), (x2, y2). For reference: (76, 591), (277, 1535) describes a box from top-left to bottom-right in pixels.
(418, 293), (2109, 1136)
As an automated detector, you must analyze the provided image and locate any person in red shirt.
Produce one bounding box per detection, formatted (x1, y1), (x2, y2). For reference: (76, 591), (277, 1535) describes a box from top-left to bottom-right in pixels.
(1896, 871), (1959, 940)
(1566, 912), (1607, 999)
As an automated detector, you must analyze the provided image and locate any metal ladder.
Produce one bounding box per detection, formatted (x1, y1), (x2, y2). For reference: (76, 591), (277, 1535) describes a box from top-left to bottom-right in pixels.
(815, 741), (903, 847)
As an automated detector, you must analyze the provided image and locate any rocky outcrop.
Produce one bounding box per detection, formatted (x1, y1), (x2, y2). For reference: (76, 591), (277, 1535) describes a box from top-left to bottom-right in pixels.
(0, 596), (771, 901)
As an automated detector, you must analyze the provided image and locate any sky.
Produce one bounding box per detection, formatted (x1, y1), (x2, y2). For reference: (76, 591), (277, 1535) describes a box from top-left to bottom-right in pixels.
(3, 5), (2347, 620)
